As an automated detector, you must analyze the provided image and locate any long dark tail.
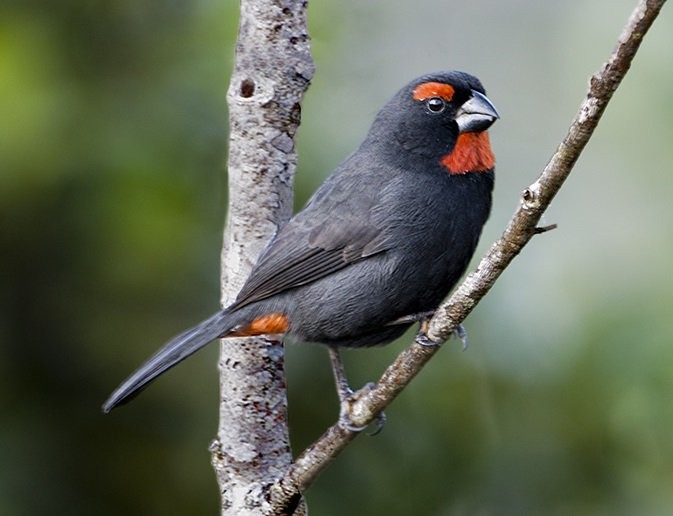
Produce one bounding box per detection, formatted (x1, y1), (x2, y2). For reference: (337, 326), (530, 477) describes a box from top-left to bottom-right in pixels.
(102, 310), (237, 413)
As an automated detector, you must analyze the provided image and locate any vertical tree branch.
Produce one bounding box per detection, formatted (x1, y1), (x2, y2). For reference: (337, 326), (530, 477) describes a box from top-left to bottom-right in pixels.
(209, 1), (313, 514)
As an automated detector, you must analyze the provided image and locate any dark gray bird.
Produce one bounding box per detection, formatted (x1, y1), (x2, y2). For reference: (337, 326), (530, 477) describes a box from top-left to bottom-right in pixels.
(103, 70), (498, 417)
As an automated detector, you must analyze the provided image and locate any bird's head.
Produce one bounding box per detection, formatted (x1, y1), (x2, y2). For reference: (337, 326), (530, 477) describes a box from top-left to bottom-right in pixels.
(367, 70), (499, 175)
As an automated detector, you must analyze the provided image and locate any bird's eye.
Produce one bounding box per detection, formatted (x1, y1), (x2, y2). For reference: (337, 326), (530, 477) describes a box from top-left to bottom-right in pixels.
(426, 97), (445, 113)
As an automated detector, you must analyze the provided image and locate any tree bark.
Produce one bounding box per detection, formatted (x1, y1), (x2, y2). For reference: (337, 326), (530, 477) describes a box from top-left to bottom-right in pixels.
(209, 1), (313, 514)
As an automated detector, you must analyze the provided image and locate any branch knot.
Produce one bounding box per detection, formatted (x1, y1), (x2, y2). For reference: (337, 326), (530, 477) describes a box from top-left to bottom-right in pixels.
(521, 181), (543, 211)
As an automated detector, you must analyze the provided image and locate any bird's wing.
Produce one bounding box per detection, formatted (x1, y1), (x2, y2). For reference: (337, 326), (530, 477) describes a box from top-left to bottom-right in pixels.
(231, 177), (391, 310)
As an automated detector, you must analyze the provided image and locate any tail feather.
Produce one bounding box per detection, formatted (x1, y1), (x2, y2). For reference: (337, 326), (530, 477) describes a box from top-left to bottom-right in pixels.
(102, 310), (235, 413)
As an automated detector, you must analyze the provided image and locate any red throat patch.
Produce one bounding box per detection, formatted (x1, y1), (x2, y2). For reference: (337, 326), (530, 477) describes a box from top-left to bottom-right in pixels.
(441, 132), (495, 175)
(230, 313), (289, 336)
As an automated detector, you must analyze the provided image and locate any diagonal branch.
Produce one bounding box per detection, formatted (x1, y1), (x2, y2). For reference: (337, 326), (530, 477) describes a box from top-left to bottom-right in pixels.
(270, 0), (667, 511)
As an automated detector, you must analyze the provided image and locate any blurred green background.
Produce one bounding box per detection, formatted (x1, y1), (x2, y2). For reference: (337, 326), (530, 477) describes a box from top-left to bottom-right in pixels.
(2, 1), (672, 514)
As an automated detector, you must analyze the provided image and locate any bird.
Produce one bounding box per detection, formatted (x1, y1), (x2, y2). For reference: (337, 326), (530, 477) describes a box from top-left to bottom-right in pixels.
(102, 70), (499, 427)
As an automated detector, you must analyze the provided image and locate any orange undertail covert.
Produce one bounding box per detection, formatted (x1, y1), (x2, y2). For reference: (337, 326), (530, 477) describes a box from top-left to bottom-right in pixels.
(230, 313), (290, 336)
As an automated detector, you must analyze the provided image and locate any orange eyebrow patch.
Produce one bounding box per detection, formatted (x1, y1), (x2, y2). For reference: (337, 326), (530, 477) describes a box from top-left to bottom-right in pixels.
(441, 132), (495, 175)
(230, 313), (289, 336)
(412, 82), (455, 102)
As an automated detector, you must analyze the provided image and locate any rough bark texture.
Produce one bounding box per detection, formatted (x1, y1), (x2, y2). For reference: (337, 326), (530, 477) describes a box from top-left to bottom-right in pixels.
(269, 0), (667, 511)
(209, 1), (313, 514)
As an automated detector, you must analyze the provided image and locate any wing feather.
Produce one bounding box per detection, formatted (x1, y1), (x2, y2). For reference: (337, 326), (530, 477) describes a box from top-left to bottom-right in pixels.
(231, 174), (392, 309)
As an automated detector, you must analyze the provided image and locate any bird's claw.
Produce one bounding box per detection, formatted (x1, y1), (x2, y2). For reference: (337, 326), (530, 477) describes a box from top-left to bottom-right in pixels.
(415, 332), (440, 347)
(367, 411), (387, 436)
(416, 323), (468, 350)
(454, 324), (468, 351)
(337, 382), (386, 435)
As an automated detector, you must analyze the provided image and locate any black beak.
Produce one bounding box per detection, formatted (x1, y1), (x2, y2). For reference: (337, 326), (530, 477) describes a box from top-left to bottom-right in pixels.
(455, 90), (499, 133)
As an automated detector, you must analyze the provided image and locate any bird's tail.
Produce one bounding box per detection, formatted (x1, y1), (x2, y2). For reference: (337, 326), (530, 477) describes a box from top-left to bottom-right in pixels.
(102, 310), (237, 413)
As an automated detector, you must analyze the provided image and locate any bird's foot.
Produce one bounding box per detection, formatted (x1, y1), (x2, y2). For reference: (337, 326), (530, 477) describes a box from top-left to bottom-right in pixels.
(415, 331), (439, 347)
(416, 322), (468, 351)
(328, 348), (385, 434)
(415, 317), (440, 347)
(337, 382), (386, 435)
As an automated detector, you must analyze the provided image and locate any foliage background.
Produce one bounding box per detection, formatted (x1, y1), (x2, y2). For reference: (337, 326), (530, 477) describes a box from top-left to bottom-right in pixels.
(2, 1), (672, 514)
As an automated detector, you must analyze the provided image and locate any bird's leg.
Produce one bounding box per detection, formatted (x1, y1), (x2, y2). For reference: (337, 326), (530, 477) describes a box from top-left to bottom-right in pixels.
(327, 346), (386, 435)
(328, 346), (353, 402)
(386, 310), (436, 326)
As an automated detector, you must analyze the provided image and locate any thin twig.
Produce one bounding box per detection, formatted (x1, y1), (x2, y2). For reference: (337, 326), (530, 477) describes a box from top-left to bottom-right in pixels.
(269, 0), (667, 511)
(533, 224), (558, 234)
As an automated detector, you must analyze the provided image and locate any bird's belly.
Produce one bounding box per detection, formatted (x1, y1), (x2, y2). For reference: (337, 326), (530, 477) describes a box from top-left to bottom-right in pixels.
(283, 248), (467, 347)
